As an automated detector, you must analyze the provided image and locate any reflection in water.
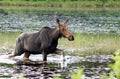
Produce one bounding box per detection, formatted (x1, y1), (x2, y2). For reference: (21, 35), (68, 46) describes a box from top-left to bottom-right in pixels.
(60, 53), (68, 69)
(0, 54), (112, 79)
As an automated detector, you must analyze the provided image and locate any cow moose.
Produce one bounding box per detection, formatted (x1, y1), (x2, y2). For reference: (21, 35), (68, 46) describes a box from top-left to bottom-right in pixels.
(9, 18), (74, 65)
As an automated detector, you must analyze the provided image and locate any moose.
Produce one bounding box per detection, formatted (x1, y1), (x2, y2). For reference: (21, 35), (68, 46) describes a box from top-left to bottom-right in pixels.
(9, 18), (74, 64)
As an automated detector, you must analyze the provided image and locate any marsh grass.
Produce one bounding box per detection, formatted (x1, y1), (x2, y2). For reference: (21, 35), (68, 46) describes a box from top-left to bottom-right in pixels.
(0, 32), (20, 53)
(0, 1), (120, 11)
(58, 33), (120, 55)
(0, 32), (120, 55)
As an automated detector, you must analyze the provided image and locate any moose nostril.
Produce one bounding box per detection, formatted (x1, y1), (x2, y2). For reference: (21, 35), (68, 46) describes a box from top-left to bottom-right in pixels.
(68, 35), (74, 41)
(71, 36), (74, 40)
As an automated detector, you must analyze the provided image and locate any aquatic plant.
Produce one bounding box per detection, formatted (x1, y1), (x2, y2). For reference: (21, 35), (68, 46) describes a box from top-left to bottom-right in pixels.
(71, 69), (85, 79)
(102, 49), (120, 79)
(109, 49), (120, 79)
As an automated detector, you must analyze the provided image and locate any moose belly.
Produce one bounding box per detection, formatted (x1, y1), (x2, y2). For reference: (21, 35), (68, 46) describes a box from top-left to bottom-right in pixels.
(24, 45), (57, 54)
(25, 50), (41, 54)
(24, 47), (41, 54)
(48, 46), (57, 54)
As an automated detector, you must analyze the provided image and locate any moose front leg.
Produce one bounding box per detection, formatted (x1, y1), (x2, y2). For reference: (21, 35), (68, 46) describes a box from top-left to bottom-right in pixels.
(55, 49), (65, 60)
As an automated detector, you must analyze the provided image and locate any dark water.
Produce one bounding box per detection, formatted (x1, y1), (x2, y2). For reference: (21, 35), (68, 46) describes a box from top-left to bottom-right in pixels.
(0, 54), (112, 79)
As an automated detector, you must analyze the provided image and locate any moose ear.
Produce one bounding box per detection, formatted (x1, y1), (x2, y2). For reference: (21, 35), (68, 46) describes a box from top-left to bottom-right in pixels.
(64, 19), (69, 25)
(56, 18), (60, 25)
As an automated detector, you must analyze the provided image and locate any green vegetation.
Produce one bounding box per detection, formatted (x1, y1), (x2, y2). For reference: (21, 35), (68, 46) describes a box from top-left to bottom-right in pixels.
(0, 32), (20, 47)
(0, 32), (120, 55)
(0, 0), (120, 10)
(59, 33), (120, 55)
(108, 50), (120, 79)
(0, 75), (12, 78)
(0, 64), (13, 68)
(102, 49), (120, 79)
(71, 69), (84, 79)
(0, 32), (20, 53)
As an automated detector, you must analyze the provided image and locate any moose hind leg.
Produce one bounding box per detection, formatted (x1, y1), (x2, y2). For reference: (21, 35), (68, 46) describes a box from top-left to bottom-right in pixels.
(42, 51), (48, 65)
(23, 52), (35, 64)
(23, 52), (30, 61)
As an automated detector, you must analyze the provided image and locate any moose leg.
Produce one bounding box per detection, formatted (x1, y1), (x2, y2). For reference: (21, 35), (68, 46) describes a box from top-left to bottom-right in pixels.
(54, 49), (65, 60)
(23, 52), (30, 61)
(23, 52), (35, 64)
(42, 51), (47, 65)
